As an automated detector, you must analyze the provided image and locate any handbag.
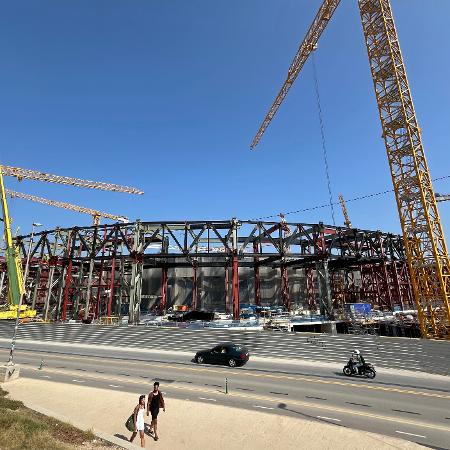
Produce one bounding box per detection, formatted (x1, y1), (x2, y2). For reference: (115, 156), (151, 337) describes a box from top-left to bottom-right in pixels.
(125, 414), (135, 432)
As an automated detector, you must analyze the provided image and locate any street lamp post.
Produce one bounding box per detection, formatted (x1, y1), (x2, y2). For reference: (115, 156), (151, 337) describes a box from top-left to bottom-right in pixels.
(7, 222), (42, 366)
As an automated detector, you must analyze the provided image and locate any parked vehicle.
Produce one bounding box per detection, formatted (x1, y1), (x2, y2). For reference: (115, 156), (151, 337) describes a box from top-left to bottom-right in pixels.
(195, 343), (250, 367)
(343, 360), (376, 379)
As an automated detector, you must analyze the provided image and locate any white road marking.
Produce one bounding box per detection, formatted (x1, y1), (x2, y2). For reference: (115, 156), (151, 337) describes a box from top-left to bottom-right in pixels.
(72, 379), (85, 383)
(317, 416), (341, 422)
(41, 375), (51, 378)
(108, 384), (121, 388)
(395, 431), (427, 439)
(253, 405), (274, 410)
(198, 397), (217, 402)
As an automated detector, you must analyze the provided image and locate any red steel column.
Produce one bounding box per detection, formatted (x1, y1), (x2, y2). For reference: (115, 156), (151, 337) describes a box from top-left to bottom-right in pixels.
(281, 266), (290, 311)
(232, 254), (240, 320)
(305, 267), (316, 311)
(253, 242), (261, 307)
(224, 264), (230, 314)
(107, 253), (116, 317)
(160, 266), (168, 314)
(61, 259), (73, 321)
(192, 263), (198, 311)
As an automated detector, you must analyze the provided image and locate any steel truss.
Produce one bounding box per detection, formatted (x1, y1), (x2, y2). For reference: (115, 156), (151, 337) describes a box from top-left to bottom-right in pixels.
(1, 220), (412, 323)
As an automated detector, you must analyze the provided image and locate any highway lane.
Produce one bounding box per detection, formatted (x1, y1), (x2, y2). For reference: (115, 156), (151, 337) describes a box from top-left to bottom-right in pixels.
(1, 344), (449, 448)
(2, 338), (449, 393)
(1, 322), (448, 375)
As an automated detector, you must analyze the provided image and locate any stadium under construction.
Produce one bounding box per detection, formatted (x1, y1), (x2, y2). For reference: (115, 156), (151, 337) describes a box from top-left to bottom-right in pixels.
(1, 219), (414, 330)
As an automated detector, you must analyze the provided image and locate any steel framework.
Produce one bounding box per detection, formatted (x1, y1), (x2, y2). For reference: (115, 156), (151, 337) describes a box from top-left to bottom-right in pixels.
(0, 220), (412, 323)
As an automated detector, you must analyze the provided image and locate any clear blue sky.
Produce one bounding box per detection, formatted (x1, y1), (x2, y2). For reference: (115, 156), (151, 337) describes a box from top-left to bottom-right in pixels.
(0, 0), (449, 238)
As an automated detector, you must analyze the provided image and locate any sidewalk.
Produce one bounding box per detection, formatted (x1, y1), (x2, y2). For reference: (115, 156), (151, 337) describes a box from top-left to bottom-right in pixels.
(3, 378), (424, 450)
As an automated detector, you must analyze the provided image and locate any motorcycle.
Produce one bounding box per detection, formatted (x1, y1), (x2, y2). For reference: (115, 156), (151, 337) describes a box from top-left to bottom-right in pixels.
(343, 359), (376, 379)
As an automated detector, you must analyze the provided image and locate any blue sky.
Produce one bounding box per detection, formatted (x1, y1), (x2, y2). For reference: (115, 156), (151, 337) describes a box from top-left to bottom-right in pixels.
(0, 0), (449, 238)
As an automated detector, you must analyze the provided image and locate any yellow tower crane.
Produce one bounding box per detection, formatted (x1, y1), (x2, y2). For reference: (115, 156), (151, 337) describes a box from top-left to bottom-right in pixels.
(338, 194), (352, 229)
(0, 164), (142, 319)
(250, 0), (450, 339)
(6, 189), (129, 225)
(1, 164), (143, 195)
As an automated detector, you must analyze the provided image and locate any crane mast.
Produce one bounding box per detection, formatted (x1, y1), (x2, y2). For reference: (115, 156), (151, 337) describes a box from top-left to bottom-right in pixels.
(250, 0), (450, 338)
(358, 0), (450, 338)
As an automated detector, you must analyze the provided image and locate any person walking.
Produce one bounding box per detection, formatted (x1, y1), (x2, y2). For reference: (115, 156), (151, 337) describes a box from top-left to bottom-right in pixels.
(130, 394), (146, 447)
(147, 382), (165, 441)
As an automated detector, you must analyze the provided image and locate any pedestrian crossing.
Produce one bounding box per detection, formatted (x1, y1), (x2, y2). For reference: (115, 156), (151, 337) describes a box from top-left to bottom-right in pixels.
(0, 322), (448, 376)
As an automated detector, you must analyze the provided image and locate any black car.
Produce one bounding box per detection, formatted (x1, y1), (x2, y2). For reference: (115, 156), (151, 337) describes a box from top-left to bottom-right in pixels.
(195, 343), (250, 367)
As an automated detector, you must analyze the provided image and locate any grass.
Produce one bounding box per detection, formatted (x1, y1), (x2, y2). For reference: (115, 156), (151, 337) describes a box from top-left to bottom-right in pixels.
(0, 387), (113, 450)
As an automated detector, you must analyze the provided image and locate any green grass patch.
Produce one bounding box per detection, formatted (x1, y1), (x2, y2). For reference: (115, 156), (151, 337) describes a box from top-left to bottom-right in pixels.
(0, 387), (111, 449)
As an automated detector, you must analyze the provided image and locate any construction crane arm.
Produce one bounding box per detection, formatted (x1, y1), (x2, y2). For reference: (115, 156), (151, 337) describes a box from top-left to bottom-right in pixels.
(435, 193), (450, 203)
(6, 189), (129, 224)
(338, 194), (352, 228)
(250, 0), (341, 149)
(1, 165), (143, 195)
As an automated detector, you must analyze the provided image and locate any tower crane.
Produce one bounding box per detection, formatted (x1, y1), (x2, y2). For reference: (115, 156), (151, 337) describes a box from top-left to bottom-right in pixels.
(1, 164), (143, 195)
(250, 0), (450, 339)
(0, 163), (140, 318)
(6, 189), (128, 225)
(338, 194), (352, 228)
(0, 163), (142, 224)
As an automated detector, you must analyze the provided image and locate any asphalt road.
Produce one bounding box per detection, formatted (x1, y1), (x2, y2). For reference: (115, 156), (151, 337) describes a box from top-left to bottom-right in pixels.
(1, 322), (449, 375)
(1, 340), (449, 449)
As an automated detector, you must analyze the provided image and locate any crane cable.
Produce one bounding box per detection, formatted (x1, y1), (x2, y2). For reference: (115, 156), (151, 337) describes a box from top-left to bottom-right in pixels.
(250, 174), (450, 221)
(312, 52), (335, 225)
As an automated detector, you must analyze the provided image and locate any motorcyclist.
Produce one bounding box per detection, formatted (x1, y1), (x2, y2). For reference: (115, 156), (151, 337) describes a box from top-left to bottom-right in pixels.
(350, 349), (365, 374)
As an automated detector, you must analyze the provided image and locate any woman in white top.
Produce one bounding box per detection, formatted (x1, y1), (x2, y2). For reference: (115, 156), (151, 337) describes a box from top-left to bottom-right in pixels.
(130, 395), (146, 447)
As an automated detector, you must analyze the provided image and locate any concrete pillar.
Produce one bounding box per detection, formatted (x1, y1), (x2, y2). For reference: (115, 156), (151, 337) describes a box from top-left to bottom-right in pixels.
(323, 321), (337, 335)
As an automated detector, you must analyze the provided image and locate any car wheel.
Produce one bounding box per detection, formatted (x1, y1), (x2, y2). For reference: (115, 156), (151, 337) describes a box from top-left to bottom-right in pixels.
(228, 359), (237, 367)
(196, 355), (204, 364)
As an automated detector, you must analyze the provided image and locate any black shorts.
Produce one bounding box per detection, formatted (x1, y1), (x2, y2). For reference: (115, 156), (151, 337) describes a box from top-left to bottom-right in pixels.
(151, 409), (159, 420)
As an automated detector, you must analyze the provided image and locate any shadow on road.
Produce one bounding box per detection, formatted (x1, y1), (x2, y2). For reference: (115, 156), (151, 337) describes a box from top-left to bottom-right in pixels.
(277, 402), (345, 427)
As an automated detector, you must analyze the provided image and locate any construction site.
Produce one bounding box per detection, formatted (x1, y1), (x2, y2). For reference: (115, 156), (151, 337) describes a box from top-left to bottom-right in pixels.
(0, 0), (449, 340)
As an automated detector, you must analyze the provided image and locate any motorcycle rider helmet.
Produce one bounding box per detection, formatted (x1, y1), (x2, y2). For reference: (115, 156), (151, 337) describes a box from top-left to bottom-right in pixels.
(353, 349), (360, 355)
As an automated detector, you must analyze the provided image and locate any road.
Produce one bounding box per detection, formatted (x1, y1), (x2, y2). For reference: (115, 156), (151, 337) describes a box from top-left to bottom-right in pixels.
(1, 339), (449, 449)
(0, 322), (449, 375)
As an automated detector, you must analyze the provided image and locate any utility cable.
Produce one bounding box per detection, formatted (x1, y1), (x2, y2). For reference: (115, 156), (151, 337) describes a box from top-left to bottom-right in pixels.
(312, 52), (335, 226)
(250, 174), (450, 221)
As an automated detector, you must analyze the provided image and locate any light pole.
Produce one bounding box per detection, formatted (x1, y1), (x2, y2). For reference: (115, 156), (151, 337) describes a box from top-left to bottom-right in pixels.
(7, 222), (42, 366)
